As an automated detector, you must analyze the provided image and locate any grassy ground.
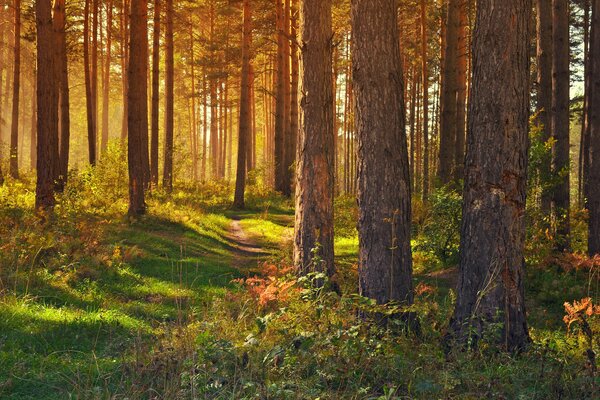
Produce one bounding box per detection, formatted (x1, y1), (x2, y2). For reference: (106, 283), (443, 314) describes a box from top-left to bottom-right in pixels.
(0, 174), (598, 399)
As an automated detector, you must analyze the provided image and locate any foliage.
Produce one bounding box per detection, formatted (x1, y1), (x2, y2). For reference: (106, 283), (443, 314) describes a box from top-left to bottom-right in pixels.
(413, 186), (463, 268)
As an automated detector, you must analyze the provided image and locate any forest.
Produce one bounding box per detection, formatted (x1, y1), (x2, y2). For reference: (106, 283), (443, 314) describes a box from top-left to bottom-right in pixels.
(0, 0), (599, 398)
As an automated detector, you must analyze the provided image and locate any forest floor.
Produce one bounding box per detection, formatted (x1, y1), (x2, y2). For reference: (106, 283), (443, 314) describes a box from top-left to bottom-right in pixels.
(0, 175), (598, 399)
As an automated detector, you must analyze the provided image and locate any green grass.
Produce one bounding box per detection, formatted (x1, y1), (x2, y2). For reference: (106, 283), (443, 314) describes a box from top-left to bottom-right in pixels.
(0, 179), (290, 399)
(0, 175), (598, 399)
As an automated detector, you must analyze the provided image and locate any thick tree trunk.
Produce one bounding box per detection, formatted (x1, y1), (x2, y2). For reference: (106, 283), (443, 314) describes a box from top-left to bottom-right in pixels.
(536, 0), (553, 214)
(9, 0), (20, 179)
(294, 0), (335, 278)
(438, 0), (459, 186)
(588, 0), (600, 256)
(447, 0), (531, 352)
(351, 0), (414, 309)
(35, 0), (59, 211)
(234, 0), (252, 209)
(127, 0), (148, 216)
(101, 0), (113, 155)
(162, 0), (174, 191)
(150, 0), (161, 187)
(551, 0), (571, 252)
(54, 0), (70, 191)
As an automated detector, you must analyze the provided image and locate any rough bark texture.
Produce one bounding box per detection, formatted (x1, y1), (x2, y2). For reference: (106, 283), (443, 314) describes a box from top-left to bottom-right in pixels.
(438, 0), (459, 186)
(150, 0), (161, 188)
(54, 0), (70, 191)
(162, 0), (174, 191)
(35, 0), (59, 211)
(127, 0), (148, 216)
(588, 0), (600, 256)
(9, 0), (20, 179)
(294, 0), (335, 277)
(536, 0), (553, 213)
(351, 0), (414, 307)
(234, 0), (252, 209)
(447, 0), (531, 352)
(551, 0), (571, 251)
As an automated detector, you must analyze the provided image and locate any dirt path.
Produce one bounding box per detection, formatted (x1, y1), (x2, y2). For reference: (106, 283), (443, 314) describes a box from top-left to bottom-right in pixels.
(226, 216), (270, 269)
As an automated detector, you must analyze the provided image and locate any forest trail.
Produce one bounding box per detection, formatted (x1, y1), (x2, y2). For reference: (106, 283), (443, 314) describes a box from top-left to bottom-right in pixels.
(226, 215), (271, 270)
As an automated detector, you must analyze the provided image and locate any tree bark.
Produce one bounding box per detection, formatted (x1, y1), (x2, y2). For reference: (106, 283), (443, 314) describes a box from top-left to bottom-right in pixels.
(588, 0), (600, 256)
(9, 0), (20, 179)
(551, 0), (571, 252)
(420, 0), (429, 199)
(162, 0), (174, 191)
(536, 0), (553, 214)
(150, 0), (161, 187)
(234, 0), (252, 209)
(35, 0), (59, 211)
(127, 0), (148, 216)
(84, 0), (96, 165)
(294, 0), (335, 278)
(274, 0), (286, 193)
(454, 0), (468, 183)
(54, 0), (70, 191)
(438, 0), (459, 186)
(351, 0), (414, 309)
(447, 0), (531, 352)
(121, 0), (129, 141)
(101, 0), (113, 155)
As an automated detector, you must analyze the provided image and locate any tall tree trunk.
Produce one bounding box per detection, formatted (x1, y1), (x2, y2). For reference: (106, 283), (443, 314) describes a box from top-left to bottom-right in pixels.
(190, 23), (198, 182)
(54, 0), (70, 191)
(420, 0), (429, 199)
(162, 0), (174, 191)
(84, 0), (96, 165)
(35, 0), (59, 211)
(454, 0), (468, 183)
(294, 0), (335, 279)
(588, 0), (600, 256)
(289, 0), (299, 193)
(551, 0), (571, 252)
(281, 0), (292, 197)
(351, 0), (414, 310)
(127, 0), (148, 216)
(274, 0), (286, 193)
(202, 73), (207, 181)
(447, 0), (531, 352)
(579, 0), (590, 209)
(234, 0), (252, 209)
(101, 0), (113, 155)
(9, 0), (20, 179)
(29, 67), (36, 171)
(121, 0), (129, 141)
(536, 0), (553, 213)
(92, 0), (99, 158)
(150, 0), (161, 187)
(438, 0), (459, 186)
